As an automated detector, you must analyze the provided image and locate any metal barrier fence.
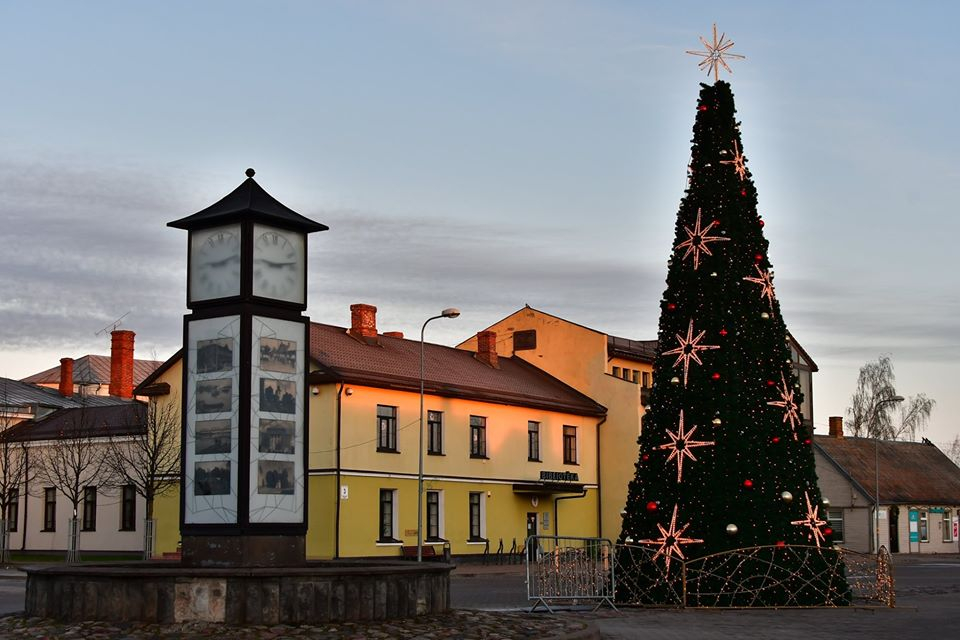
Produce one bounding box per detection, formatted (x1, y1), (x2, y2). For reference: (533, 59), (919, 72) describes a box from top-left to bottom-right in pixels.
(525, 535), (616, 612)
(527, 537), (895, 611)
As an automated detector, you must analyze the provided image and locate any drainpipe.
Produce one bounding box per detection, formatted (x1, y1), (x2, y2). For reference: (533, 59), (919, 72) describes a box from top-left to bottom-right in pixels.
(554, 489), (588, 538)
(334, 381), (344, 559)
(594, 415), (606, 538)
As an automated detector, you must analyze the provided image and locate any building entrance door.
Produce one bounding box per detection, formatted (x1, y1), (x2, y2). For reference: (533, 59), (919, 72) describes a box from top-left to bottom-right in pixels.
(526, 512), (538, 559)
(889, 506), (900, 553)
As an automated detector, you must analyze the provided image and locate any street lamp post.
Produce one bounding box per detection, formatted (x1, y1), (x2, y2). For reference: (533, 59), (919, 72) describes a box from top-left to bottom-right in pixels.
(873, 395), (904, 553)
(417, 308), (461, 562)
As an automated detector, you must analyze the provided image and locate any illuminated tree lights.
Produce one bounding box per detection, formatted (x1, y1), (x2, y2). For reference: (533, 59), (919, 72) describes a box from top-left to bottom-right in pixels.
(616, 79), (850, 606)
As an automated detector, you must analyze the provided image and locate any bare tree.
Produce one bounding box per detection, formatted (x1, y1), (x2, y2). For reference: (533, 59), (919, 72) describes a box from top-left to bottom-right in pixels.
(0, 380), (30, 561)
(34, 404), (120, 562)
(947, 435), (960, 468)
(105, 396), (180, 558)
(846, 355), (935, 440)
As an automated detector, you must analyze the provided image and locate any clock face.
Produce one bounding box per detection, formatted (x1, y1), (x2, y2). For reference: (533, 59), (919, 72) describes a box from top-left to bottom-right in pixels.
(190, 224), (241, 302)
(253, 224), (305, 303)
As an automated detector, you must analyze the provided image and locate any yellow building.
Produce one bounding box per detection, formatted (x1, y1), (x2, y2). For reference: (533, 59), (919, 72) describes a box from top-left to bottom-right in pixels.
(457, 306), (653, 541)
(139, 303), (606, 559)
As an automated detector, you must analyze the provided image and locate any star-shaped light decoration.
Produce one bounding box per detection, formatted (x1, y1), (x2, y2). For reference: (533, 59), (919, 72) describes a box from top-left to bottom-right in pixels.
(686, 23), (745, 82)
(719, 139), (748, 181)
(767, 371), (802, 439)
(675, 208), (730, 271)
(791, 491), (828, 547)
(658, 409), (715, 482)
(743, 264), (776, 309)
(662, 319), (720, 387)
(639, 504), (703, 575)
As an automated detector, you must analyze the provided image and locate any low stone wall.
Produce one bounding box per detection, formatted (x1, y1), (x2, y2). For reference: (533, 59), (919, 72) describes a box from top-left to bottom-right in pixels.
(24, 560), (452, 624)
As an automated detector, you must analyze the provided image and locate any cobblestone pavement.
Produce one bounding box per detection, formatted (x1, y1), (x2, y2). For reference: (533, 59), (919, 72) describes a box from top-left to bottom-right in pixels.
(0, 610), (594, 640)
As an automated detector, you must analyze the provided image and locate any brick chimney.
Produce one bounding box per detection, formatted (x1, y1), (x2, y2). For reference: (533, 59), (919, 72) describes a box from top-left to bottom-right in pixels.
(349, 304), (378, 341)
(383, 331), (404, 339)
(58, 358), (74, 397)
(109, 330), (135, 399)
(828, 416), (844, 439)
(475, 330), (499, 369)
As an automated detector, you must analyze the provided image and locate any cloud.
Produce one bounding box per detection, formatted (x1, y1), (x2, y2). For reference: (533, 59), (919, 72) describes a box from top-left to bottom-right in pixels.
(0, 162), (666, 370)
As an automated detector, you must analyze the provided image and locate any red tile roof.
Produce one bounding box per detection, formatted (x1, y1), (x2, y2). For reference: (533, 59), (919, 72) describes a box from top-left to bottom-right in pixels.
(21, 355), (163, 387)
(815, 435), (960, 505)
(309, 323), (606, 417)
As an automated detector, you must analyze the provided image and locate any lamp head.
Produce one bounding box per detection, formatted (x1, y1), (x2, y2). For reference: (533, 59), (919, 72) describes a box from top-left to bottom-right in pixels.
(441, 308), (461, 319)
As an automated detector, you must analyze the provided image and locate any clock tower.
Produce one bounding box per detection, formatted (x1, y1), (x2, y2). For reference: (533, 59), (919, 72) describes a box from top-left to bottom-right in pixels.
(169, 169), (327, 566)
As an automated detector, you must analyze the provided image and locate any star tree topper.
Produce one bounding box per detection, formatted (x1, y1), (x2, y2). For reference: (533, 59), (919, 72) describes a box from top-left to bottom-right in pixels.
(639, 504), (703, 575)
(658, 409), (715, 482)
(662, 318), (720, 387)
(686, 23), (745, 82)
(791, 491), (828, 548)
(675, 208), (730, 271)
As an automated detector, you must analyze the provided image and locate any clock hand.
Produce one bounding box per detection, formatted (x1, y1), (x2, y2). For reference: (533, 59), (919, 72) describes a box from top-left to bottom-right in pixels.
(203, 255), (240, 268)
(254, 259), (296, 268)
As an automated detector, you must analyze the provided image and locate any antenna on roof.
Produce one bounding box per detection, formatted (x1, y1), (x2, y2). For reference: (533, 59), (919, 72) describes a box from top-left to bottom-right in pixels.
(95, 312), (130, 337)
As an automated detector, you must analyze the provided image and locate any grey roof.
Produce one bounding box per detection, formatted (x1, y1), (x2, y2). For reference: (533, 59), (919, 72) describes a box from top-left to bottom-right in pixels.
(7, 403), (145, 442)
(21, 355), (163, 387)
(0, 377), (131, 411)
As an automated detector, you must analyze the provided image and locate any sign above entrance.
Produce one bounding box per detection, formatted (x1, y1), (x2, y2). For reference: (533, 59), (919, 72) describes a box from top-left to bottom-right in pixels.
(540, 470), (579, 482)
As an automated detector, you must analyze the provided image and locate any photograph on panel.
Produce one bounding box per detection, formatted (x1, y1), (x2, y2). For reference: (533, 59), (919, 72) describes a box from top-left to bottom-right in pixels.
(195, 419), (232, 455)
(260, 378), (296, 414)
(196, 337), (233, 373)
(259, 418), (295, 454)
(258, 460), (295, 495)
(260, 337), (297, 374)
(196, 378), (232, 414)
(194, 461), (231, 495)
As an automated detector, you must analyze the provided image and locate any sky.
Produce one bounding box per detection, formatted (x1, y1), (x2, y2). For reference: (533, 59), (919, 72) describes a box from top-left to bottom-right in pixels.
(1, 1), (957, 448)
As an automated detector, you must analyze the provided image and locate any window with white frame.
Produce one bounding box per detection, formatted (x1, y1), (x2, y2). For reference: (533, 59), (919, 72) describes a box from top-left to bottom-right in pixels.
(42, 488), (56, 532)
(6, 488), (17, 533)
(378, 488), (399, 542)
(942, 509), (953, 542)
(426, 490), (444, 541)
(120, 485), (136, 531)
(82, 486), (97, 531)
(919, 511), (929, 542)
(468, 491), (486, 541)
(826, 509), (844, 544)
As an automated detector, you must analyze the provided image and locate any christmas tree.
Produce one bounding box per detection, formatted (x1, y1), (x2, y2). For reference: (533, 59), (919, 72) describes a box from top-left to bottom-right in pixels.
(617, 30), (850, 607)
